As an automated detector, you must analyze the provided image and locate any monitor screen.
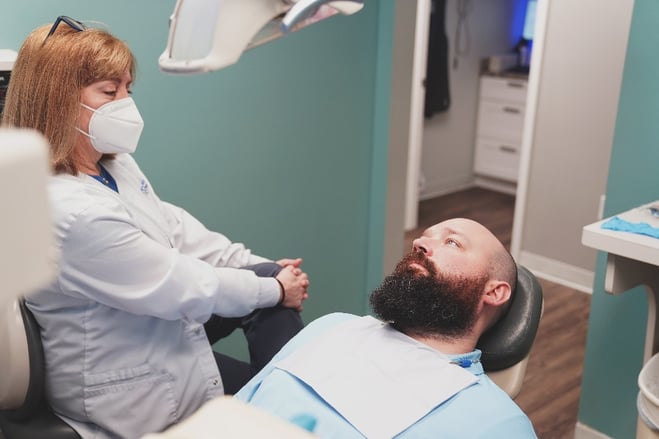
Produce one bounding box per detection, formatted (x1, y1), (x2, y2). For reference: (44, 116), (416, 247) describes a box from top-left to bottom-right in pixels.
(522, 0), (537, 40)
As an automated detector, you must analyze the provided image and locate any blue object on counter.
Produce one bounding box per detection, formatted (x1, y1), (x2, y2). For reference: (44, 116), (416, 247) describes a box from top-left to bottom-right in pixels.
(601, 216), (659, 239)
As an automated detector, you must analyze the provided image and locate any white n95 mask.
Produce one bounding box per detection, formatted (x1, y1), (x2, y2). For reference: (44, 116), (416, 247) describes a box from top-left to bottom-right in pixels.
(77, 97), (144, 154)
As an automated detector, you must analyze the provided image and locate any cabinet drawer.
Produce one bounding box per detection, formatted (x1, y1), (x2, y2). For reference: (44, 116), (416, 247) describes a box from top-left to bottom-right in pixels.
(480, 76), (527, 103)
(476, 101), (525, 143)
(473, 138), (520, 182)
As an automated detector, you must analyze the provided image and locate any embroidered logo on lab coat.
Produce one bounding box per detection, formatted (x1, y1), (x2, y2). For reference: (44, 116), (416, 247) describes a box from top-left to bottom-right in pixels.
(140, 179), (149, 194)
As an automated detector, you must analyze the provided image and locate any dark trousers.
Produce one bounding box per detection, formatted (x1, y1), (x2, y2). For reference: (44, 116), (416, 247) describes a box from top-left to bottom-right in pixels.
(204, 262), (304, 394)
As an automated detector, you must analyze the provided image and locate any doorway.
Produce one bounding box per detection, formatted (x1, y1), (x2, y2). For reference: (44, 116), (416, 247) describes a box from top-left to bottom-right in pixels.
(404, 0), (536, 232)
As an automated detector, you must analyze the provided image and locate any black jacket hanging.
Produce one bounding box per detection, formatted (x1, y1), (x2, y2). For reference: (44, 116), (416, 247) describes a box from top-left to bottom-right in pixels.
(424, 0), (450, 118)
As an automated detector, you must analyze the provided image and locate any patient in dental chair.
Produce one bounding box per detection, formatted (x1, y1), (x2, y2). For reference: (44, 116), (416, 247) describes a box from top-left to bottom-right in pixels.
(235, 218), (538, 438)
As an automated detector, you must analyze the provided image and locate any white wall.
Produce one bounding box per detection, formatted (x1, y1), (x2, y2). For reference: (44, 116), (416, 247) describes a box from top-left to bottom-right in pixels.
(420, 0), (518, 199)
(512, 0), (634, 291)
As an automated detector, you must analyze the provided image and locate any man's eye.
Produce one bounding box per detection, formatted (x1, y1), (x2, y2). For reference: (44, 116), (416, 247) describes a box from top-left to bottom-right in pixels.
(103, 90), (117, 96)
(446, 239), (460, 247)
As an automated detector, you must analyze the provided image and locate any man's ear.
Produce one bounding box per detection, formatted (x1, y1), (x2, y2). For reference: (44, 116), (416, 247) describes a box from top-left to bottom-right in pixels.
(483, 281), (511, 306)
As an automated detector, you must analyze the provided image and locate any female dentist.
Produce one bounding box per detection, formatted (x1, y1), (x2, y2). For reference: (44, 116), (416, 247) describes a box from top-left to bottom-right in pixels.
(2, 16), (309, 439)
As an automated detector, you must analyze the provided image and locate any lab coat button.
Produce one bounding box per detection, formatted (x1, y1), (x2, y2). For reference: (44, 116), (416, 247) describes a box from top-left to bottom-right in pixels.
(212, 379), (218, 386)
(194, 328), (201, 335)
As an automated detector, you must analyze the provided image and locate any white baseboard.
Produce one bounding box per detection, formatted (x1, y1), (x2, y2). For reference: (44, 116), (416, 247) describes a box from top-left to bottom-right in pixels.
(574, 422), (613, 439)
(419, 180), (474, 201)
(419, 175), (517, 201)
(473, 175), (517, 195)
(518, 251), (594, 294)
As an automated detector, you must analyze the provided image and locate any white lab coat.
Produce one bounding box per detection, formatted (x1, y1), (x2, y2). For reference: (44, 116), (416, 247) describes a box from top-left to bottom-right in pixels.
(26, 153), (280, 439)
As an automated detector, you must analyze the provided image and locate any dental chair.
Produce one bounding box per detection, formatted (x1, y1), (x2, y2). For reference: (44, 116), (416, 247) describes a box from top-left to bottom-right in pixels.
(145, 264), (545, 439)
(0, 298), (80, 439)
(478, 265), (544, 398)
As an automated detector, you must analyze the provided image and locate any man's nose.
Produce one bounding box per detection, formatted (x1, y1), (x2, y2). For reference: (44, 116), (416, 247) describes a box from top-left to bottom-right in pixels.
(412, 238), (432, 256)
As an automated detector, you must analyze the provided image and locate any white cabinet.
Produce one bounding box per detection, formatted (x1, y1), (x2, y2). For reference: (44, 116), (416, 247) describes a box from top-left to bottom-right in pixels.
(473, 75), (528, 183)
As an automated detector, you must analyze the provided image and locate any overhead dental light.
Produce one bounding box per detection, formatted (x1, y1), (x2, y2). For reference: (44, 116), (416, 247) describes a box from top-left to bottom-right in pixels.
(159, 0), (364, 75)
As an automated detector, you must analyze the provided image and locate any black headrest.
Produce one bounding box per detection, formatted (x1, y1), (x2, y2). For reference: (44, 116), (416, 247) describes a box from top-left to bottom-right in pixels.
(477, 265), (544, 371)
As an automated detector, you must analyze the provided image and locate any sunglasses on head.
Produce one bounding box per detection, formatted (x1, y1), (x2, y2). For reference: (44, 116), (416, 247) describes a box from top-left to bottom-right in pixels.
(42, 15), (86, 46)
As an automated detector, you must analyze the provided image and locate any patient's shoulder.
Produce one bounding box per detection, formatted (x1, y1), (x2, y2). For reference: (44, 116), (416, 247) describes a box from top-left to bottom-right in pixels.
(408, 375), (535, 437)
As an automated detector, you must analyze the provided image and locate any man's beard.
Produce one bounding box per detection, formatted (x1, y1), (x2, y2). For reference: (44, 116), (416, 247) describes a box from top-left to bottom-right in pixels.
(369, 251), (488, 339)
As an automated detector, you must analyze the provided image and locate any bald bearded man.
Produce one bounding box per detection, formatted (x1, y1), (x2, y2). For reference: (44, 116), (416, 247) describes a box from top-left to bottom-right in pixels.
(235, 218), (537, 438)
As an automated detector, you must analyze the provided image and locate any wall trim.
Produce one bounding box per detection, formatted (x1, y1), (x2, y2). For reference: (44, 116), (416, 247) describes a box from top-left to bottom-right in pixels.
(419, 180), (474, 202)
(519, 251), (594, 293)
(403, 0), (431, 230)
(574, 421), (613, 439)
(473, 176), (516, 196)
(510, 0), (550, 262)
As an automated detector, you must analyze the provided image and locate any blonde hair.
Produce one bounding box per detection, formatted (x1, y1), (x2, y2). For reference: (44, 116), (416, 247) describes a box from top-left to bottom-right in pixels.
(1, 22), (136, 174)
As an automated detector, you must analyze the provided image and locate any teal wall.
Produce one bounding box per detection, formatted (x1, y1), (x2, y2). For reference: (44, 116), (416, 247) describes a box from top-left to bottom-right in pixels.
(1, 1), (394, 358)
(578, 1), (659, 437)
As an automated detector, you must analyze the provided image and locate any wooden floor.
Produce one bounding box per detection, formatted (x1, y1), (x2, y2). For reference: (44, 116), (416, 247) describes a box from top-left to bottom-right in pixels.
(407, 187), (591, 439)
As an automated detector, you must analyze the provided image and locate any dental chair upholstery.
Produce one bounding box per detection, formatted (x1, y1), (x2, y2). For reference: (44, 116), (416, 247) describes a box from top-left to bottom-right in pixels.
(0, 298), (80, 439)
(478, 265), (544, 398)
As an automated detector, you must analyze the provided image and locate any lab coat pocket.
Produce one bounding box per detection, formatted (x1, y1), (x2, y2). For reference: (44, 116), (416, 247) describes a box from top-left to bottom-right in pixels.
(84, 364), (179, 438)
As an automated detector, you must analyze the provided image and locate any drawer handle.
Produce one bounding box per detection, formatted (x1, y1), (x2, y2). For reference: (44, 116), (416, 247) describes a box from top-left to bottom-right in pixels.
(502, 106), (521, 114)
(507, 81), (525, 88)
(499, 145), (517, 154)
